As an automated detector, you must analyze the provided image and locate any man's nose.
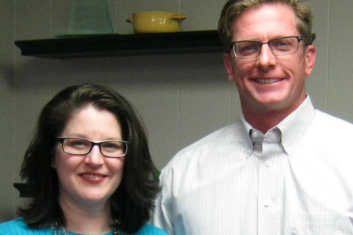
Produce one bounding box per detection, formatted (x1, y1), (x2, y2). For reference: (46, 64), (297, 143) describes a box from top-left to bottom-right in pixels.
(256, 44), (277, 70)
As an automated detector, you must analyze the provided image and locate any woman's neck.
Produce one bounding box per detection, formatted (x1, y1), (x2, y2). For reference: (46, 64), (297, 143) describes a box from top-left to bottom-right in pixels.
(59, 195), (113, 234)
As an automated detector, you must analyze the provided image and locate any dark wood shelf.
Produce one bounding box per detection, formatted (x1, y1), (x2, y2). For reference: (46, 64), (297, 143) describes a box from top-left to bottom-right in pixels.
(15, 30), (224, 59)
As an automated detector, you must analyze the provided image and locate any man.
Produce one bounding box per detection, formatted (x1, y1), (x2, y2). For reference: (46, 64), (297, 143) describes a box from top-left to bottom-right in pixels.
(152, 0), (353, 234)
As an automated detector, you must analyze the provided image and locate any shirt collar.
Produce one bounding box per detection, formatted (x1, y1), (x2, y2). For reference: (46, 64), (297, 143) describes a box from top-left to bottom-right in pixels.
(241, 96), (316, 156)
(241, 114), (255, 158)
(277, 96), (315, 155)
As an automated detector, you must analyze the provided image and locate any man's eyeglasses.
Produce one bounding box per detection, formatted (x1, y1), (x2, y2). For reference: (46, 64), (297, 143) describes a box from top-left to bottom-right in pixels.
(57, 137), (128, 158)
(229, 36), (303, 59)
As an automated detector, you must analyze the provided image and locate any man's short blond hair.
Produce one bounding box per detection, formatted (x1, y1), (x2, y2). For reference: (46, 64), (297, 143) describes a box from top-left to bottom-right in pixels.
(218, 0), (315, 52)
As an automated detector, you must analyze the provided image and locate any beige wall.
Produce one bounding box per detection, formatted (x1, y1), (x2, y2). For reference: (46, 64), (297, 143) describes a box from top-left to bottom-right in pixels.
(0, 0), (15, 222)
(1, 0), (353, 222)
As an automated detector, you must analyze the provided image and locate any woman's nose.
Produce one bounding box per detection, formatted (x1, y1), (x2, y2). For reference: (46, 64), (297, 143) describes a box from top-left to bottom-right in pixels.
(84, 145), (104, 166)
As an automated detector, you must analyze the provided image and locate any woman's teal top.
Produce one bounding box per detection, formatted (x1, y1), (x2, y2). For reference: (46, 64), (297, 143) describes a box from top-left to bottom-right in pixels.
(0, 218), (167, 235)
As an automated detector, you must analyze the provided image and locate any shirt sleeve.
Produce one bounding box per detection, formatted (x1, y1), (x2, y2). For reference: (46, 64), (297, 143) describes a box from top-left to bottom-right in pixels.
(151, 168), (175, 235)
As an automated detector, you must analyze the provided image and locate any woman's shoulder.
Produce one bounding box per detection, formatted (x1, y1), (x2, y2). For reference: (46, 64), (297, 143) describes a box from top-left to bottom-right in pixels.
(0, 218), (26, 232)
(135, 223), (168, 235)
(0, 218), (51, 235)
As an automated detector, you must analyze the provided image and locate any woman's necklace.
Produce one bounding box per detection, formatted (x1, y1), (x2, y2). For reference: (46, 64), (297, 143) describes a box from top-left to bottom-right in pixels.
(51, 223), (123, 235)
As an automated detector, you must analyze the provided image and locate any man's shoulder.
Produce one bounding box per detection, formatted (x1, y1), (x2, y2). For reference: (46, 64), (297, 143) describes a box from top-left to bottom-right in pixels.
(314, 109), (353, 130)
(309, 110), (353, 148)
(180, 122), (242, 150)
(165, 122), (245, 167)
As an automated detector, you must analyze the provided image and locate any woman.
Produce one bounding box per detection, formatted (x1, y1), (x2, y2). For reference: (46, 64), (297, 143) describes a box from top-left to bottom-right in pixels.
(0, 84), (167, 235)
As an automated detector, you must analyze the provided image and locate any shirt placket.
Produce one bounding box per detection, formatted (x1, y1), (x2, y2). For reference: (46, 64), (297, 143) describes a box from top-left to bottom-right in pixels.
(253, 128), (284, 235)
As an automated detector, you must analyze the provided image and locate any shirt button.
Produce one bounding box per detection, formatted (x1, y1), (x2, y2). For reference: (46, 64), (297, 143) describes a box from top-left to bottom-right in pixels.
(265, 160), (272, 167)
(291, 228), (298, 234)
(264, 200), (271, 207)
(252, 131), (258, 138)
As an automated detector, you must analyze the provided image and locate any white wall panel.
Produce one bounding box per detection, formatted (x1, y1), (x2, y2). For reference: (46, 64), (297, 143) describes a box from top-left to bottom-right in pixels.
(305, 0), (329, 111)
(327, 0), (353, 123)
(0, 0), (15, 223)
(180, 0), (227, 31)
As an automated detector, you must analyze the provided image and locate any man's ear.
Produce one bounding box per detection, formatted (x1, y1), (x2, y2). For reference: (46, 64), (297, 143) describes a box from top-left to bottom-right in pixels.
(223, 53), (235, 81)
(305, 45), (316, 76)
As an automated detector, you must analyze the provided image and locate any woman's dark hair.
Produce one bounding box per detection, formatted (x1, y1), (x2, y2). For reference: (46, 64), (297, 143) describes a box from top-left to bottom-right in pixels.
(18, 84), (160, 233)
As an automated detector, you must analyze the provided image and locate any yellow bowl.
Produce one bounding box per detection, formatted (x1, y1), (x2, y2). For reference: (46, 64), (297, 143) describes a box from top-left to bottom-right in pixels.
(126, 11), (187, 33)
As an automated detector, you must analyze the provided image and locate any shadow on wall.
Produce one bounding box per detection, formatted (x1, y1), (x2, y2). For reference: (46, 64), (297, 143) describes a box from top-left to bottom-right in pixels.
(0, 63), (15, 88)
(12, 52), (226, 89)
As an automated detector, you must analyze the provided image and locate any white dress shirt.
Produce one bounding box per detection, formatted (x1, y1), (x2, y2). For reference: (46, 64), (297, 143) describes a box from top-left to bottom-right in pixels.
(152, 97), (353, 235)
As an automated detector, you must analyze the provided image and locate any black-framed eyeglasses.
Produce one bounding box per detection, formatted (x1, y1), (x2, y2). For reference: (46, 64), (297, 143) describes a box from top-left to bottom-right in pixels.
(229, 36), (303, 59)
(56, 137), (128, 158)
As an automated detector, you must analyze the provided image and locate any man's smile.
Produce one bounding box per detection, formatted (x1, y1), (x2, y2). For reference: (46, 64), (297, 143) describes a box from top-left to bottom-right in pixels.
(252, 78), (282, 84)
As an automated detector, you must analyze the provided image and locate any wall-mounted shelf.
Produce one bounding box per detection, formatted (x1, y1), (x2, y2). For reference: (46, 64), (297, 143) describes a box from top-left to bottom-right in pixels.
(15, 30), (224, 59)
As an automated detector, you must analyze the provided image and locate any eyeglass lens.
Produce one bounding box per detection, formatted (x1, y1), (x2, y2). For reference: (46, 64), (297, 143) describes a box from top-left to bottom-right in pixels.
(233, 36), (301, 59)
(61, 138), (127, 157)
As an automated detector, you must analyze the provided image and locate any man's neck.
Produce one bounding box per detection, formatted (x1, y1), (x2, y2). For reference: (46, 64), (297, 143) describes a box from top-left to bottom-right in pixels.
(242, 103), (304, 134)
(243, 109), (288, 133)
(241, 95), (307, 134)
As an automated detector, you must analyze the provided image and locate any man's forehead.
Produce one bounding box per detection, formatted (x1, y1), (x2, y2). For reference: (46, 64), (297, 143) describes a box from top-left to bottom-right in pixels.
(231, 3), (298, 40)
